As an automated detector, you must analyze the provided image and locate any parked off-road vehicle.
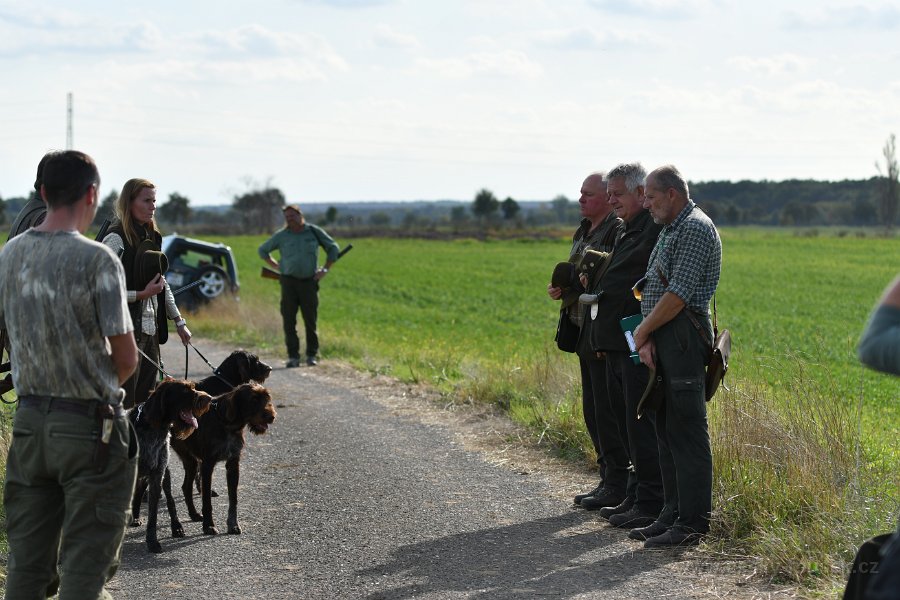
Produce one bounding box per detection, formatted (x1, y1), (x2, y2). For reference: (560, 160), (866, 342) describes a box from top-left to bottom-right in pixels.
(161, 235), (239, 309)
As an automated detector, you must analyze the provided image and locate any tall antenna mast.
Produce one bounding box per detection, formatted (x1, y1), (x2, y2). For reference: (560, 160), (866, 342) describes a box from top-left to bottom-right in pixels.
(66, 92), (73, 149)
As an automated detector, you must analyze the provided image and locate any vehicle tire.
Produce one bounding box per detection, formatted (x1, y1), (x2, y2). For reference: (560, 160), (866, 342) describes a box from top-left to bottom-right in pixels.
(193, 265), (230, 301)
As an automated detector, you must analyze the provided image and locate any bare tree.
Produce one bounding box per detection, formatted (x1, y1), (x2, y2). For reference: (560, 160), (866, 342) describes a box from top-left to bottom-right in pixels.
(876, 133), (899, 232)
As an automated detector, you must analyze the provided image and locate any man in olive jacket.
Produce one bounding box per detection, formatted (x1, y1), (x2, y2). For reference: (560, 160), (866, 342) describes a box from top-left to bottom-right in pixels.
(582, 162), (663, 528)
(548, 172), (622, 506)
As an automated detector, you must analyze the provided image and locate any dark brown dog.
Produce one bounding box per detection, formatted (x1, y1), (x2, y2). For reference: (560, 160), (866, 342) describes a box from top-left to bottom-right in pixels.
(189, 349), (272, 497)
(168, 383), (276, 535)
(194, 350), (272, 397)
(129, 379), (212, 553)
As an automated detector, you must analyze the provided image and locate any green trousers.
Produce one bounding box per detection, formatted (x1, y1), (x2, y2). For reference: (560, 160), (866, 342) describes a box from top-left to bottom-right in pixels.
(4, 399), (138, 600)
(280, 277), (319, 360)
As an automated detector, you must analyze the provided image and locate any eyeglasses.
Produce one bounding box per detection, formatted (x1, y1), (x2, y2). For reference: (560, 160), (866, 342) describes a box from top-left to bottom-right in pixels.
(632, 276), (647, 301)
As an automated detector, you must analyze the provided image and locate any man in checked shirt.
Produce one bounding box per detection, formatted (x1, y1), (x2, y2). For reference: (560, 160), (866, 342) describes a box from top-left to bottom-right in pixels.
(631, 165), (722, 548)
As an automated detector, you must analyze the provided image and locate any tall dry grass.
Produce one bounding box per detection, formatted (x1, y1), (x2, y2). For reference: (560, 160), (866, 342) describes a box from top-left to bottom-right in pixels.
(708, 361), (897, 592)
(185, 296), (897, 594)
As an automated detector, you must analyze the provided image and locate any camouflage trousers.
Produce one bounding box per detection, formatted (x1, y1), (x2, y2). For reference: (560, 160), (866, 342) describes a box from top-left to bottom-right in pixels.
(4, 398), (138, 600)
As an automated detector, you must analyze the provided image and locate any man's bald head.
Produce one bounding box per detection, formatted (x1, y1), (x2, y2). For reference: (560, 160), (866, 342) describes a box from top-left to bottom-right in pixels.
(579, 172), (612, 225)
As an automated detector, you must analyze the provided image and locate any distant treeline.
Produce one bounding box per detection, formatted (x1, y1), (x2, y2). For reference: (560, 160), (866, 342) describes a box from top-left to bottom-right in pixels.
(0, 177), (889, 234)
(692, 177), (881, 226)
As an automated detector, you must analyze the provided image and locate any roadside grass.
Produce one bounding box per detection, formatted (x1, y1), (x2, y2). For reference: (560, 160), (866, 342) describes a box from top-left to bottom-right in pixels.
(182, 231), (899, 591)
(0, 398), (13, 585)
(0, 228), (896, 595)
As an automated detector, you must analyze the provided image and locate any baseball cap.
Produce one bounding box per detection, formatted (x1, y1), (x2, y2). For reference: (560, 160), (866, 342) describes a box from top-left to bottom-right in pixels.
(283, 204), (303, 216)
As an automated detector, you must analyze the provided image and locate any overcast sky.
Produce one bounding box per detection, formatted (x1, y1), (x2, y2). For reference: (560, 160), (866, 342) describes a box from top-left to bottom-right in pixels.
(1, 0), (898, 206)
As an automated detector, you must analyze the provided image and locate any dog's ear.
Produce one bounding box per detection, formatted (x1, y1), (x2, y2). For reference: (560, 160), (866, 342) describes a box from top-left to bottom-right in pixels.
(194, 390), (213, 416)
(225, 384), (246, 422)
(219, 353), (237, 377)
(236, 353), (251, 384)
(144, 379), (174, 425)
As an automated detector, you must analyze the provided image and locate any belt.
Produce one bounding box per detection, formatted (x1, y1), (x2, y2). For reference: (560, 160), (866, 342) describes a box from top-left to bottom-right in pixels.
(18, 395), (125, 418)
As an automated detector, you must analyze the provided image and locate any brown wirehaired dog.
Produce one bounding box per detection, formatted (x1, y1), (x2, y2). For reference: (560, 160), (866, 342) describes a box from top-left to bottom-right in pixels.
(168, 382), (276, 535)
(190, 349), (272, 497)
(129, 379), (212, 553)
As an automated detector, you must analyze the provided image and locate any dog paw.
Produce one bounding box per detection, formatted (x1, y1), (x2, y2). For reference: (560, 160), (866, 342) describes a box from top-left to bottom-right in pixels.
(147, 540), (163, 554)
(189, 513), (203, 522)
(203, 525), (219, 535)
(130, 517), (143, 527)
(171, 525), (185, 538)
(228, 524), (242, 535)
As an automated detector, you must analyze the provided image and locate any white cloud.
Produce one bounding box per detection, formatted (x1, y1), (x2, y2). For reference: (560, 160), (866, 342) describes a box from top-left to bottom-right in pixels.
(0, 4), (86, 29)
(532, 27), (654, 52)
(292, 0), (392, 7)
(188, 25), (347, 71)
(373, 24), (421, 49)
(95, 56), (339, 88)
(728, 53), (812, 76)
(415, 50), (543, 80)
(784, 3), (900, 30)
(0, 20), (162, 56)
(587, 0), (709, 19)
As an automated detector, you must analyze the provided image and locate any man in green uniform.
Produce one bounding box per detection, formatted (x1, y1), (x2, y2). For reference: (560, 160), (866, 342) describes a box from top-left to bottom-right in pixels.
(259, 204), (340, 367)
(548, 172), (622, 506)
(0, 150), (139, 599)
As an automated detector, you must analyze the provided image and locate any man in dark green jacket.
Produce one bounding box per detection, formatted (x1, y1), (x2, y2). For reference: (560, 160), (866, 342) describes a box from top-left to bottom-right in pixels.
(259, 205), (340, 367)
(583, 162), (664, 529)
(548, 172), (622, 506)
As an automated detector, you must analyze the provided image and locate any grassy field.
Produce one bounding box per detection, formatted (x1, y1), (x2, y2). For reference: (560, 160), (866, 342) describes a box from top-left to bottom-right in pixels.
(0, 227), (897, 594)
(191, 228), (898, 594)
(214, 230), (899, 437)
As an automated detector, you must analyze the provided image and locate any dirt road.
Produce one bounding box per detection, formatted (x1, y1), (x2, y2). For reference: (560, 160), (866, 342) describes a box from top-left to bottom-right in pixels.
(107, 339), (788, 600)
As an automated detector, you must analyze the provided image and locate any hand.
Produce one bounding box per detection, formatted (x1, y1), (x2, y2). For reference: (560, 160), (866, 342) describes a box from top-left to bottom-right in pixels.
(638, 337), (656, 370)
(633, 324), (647, 350)
(314, 268), (328, 281)
(139, 274), (165, 300)
(176, 323), (192, 345)
(547, 284), (562, 300)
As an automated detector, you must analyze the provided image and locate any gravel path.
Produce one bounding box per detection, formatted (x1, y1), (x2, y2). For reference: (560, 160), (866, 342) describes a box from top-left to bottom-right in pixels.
(106, 339), (788, 600)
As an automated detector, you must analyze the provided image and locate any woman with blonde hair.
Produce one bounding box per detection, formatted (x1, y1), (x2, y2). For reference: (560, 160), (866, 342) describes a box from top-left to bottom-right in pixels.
(101, 178), (191, 408)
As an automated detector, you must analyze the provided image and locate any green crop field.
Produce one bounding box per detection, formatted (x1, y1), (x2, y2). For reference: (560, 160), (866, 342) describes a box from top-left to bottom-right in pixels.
(195, 228), (898, 592)
(214, 230), (899, 443)
(1, 227), (895, 592)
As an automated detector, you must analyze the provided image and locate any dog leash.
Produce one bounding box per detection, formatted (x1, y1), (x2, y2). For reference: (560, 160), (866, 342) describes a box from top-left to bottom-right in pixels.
(188, 342), (236, 389)
(138, 346), (175, 380)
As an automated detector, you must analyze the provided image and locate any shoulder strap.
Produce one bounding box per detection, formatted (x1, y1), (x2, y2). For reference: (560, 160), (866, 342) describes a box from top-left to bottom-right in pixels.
(712, 294), (719, 338)
(309, 224), (325, 246)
